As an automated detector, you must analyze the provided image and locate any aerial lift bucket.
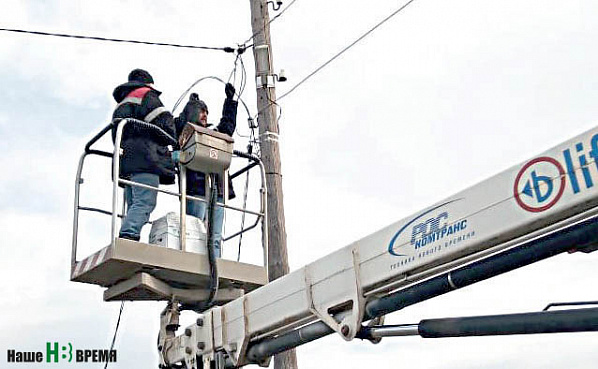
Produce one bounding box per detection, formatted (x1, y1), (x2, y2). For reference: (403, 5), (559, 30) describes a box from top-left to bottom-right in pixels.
(70, 119), (268, 306)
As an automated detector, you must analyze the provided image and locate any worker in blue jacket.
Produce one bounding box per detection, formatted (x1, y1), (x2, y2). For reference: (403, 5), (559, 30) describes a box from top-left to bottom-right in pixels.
(174, 84), (238, 257)
(112, 69), (176, 241)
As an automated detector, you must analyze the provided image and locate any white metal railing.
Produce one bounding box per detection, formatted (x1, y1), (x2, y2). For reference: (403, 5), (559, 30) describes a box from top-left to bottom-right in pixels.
(71, 118), (268, 275)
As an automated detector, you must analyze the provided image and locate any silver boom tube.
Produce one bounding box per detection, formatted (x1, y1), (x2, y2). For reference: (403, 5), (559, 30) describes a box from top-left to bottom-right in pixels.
(163, 125), (598, 368)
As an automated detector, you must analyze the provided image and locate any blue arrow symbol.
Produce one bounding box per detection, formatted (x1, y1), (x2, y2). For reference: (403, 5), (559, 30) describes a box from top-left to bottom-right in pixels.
(522, 180), (534, 198)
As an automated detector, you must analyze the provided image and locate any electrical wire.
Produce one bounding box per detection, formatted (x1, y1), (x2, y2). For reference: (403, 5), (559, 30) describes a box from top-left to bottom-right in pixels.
(104, 301), (125, 369)
(242, 0), (300, 45)
(172, 76), (253, 120)
(227, 54), (242, 86)
(227, 53), (249, 115)
(172, 65), (257, 140)
(173, 69), (259, 258)
(247, 0), (419, 140)
(263, 90), (283, 123)
(251, 88), (283, 132)
(227, 55), (252, 138)
(237, 157), (252, 262)
(174, 58), (262, 259)
(238, 55), (248, 97)
(231, 54), (260, 261)
(0, 27), (235, 52)
(278, 0), (419, 101)
(235, 53), (254, 138)
(236, 130), (261, 261)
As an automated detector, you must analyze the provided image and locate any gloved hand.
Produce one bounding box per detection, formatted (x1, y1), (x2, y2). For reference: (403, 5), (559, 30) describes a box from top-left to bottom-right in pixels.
(172, 150), (181, 164)
(225, 83), (236, 100)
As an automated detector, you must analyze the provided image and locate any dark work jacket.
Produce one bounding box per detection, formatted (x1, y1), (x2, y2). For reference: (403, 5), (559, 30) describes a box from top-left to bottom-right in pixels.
(112, 82), (176, 185)
(175, 97), (238, 198)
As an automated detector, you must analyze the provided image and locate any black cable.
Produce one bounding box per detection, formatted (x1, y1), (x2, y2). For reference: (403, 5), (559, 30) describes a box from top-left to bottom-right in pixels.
(0, 27), (235, 52)
(204, 174), (220, 310)
(104, 301), (125, 369)
(278, 0), (419, 101)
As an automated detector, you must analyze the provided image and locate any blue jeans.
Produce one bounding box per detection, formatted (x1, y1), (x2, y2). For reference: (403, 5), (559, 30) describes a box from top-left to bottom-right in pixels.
(120, 173), (159, 240)
(186, 197), (224, 257)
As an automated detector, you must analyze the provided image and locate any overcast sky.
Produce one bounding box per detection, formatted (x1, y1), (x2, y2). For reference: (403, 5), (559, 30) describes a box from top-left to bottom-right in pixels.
(1, 1), (597, 368)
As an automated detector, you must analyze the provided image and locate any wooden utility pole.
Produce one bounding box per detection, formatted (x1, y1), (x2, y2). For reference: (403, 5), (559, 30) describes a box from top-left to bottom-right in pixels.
(249, 1), (298, 369)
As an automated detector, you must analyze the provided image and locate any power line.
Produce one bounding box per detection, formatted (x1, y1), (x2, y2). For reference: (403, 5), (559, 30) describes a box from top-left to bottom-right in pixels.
(104, 301), (125, 369)
(0, 27), (235, 52)
(242, 0), (299, 45)
(278, 0), (418, 101)
(171, 75), (253, 120)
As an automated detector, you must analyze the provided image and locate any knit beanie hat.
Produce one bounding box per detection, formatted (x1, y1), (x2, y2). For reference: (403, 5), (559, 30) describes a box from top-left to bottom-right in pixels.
(180, 93), (209, 124)
(128, 69), (154, 84)
(189, 93), (208, 114)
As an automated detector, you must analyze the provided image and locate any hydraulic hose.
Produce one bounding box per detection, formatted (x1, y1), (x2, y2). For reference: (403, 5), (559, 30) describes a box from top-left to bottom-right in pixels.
(180, 174), (220, 313)
(204, 173), (220, 308)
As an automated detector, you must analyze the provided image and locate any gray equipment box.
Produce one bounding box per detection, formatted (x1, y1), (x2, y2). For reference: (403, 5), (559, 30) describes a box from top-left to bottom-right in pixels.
(149, 212), (207, 254)
(180, 124), (234, 174)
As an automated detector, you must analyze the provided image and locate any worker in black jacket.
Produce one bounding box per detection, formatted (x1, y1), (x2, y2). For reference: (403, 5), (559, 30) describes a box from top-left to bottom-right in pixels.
(112, 69), (176, 241)
(174, 84), (238, 256)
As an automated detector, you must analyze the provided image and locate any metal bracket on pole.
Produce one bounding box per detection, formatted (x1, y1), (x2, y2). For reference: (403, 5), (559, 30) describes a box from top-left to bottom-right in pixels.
(256, 75), (276, 89)
(304, 247), (365, 341)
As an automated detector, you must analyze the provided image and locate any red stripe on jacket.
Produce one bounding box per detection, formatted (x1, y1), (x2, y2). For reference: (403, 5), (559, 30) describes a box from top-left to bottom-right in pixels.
(126, 87), (151, 99)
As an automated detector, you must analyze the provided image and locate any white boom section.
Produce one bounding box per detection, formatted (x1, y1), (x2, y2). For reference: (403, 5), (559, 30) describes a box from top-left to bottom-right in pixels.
(163, 126), (598, 367)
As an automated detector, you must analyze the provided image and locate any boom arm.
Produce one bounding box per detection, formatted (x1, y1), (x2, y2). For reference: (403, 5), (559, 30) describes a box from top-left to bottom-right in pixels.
(162, 126), (598, 368)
